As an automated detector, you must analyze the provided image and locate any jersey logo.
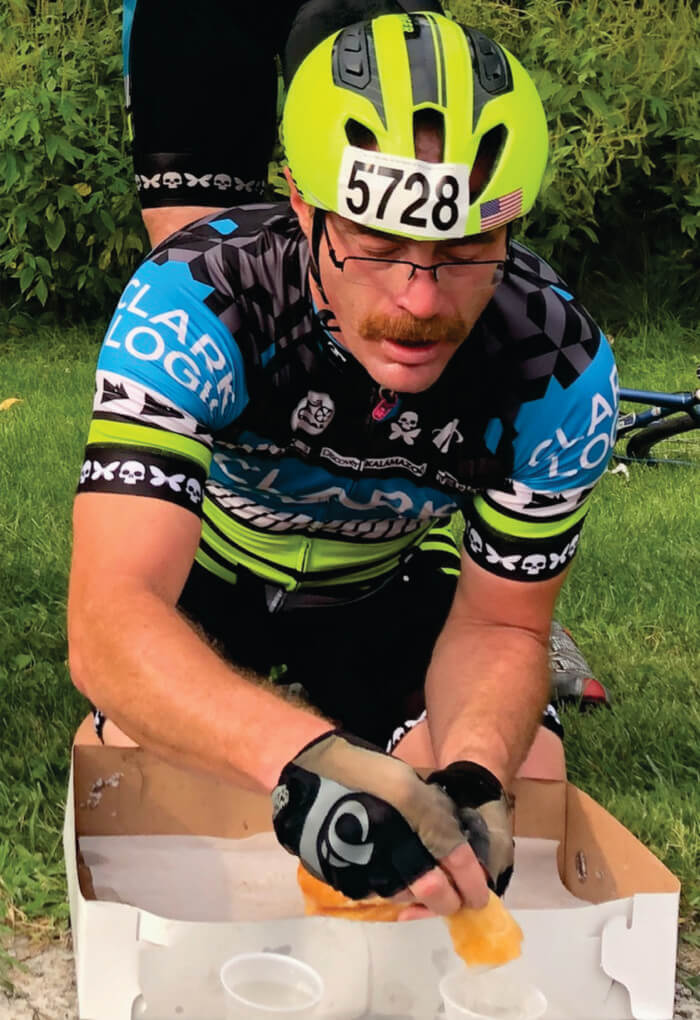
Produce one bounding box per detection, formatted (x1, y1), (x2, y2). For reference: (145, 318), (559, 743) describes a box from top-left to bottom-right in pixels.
(291, 391), (335, 436)
(389, 411), (422, 445)
(432, 419), (464, 453)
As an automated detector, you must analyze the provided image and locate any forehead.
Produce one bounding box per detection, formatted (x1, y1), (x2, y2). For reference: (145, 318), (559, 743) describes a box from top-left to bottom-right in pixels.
(335, 216), (503, 247)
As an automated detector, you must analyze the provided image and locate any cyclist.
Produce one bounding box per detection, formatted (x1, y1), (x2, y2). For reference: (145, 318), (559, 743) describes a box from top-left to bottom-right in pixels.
(69, 12), (618, 915)
(124, 0), (609, 708)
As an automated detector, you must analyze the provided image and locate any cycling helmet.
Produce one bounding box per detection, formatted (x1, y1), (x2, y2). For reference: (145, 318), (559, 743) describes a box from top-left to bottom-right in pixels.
(283, 12), (548, 241)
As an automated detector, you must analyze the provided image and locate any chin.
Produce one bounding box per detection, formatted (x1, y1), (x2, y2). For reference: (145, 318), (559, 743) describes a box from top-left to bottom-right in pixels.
(368, 360), (447, 394)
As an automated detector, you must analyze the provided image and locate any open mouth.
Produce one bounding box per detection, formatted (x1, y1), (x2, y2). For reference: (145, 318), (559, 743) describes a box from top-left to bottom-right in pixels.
(380, 337), (443, 366)
(387, 338), (437, 348)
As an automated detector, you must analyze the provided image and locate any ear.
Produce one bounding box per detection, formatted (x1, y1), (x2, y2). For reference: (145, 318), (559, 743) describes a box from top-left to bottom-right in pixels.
(285, 167), (314, 238)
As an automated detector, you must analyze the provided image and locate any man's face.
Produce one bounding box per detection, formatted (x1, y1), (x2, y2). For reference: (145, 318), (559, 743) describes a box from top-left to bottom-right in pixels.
(287, 124), (507, 393)
(312, 215), (506, 393)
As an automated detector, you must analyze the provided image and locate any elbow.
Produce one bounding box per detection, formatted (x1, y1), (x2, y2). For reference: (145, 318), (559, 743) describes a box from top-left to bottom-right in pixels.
(69, 648), (90, 699)
(68, 629), (93, 700)
(67, 598), (99, 701)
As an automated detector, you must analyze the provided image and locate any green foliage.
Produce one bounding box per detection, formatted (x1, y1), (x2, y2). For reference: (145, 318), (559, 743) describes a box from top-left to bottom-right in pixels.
(447, 0), (700, 310)
(0, 0), (146, 320)
(0, 0), (698, 321)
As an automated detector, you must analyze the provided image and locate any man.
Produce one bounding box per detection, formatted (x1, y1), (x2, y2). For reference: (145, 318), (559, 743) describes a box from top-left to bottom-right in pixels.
(124, 0), (609, 712)
(69, 13), (618, 916)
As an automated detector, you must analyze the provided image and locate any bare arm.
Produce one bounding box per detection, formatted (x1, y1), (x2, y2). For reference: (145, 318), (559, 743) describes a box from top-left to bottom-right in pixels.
(426, 549), (568, 788)
(68, 493), (331, 793)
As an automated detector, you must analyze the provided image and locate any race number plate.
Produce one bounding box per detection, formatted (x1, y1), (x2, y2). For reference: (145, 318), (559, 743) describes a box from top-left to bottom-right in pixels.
(337, 145), (470, 239)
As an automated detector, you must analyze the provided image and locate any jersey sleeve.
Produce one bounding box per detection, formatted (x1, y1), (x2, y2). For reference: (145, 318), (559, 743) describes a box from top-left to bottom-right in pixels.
(463, 328), (618, 582)
(77, 254), (249, 515)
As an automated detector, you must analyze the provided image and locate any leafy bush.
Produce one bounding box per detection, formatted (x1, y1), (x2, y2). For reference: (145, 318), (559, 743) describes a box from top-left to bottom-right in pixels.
(0, 0), (145, 321)
(0, 0), (698, 323)
(448, 0), (700, 313)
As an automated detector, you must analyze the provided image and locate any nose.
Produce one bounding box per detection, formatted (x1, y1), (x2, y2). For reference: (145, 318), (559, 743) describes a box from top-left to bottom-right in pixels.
(394, 266), (446, 319)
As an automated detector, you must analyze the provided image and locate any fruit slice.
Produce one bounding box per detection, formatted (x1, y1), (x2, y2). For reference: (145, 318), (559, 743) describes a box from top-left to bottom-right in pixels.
(297, 863), (402, 921)
(447, 892), (523, 966)
(297, 865), (523, 966)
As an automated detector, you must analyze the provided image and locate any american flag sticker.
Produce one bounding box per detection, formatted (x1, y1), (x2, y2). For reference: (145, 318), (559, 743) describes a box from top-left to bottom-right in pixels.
(480, 189), (523, 231)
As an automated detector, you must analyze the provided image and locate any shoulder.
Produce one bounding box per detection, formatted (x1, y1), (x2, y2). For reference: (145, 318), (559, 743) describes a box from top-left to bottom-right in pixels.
(96, 204), (310, 428)
(149, 202), (307, 292)
(489, 241), (604, 394)
(479, 242), (618, 489)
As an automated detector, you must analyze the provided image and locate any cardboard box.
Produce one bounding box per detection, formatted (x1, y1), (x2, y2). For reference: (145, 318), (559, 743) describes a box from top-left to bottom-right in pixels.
(64, 747), (680, 1020)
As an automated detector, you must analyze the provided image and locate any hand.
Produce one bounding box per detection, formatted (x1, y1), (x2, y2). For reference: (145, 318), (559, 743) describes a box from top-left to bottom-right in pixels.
(427, 760), (514, 896)
(395, 761), (514, 921)
(271, 730), (490, 915)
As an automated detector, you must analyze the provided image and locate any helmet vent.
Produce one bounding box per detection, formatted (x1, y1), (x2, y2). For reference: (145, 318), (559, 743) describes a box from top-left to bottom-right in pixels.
(413, 109), (445, 161)
(464, 28), (512, 96)
(345, 119), (378, 149)
(470, 125), (506, 202)
(333, 24), (371, 90)
(463, 27), (513, 131)
(332, 24), (387, 127)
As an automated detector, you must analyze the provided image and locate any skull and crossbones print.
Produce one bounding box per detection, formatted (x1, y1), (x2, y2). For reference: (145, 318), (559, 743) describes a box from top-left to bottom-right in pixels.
(389, 411), (422, 445)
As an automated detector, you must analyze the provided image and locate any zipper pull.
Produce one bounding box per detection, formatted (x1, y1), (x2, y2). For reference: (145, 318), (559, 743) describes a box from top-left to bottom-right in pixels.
(372, 388), (399, 422)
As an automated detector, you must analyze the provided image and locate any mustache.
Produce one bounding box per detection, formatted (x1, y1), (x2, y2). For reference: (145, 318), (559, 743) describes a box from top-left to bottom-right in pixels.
(360, 312), (467, 344)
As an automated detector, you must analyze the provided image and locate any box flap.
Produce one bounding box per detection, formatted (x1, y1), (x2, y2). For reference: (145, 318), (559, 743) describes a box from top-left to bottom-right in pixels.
(562, 786), (680, 901)
(73, 746), (271, 838)
(511, 779), (567, 844)
(601, 893), (680, 1020)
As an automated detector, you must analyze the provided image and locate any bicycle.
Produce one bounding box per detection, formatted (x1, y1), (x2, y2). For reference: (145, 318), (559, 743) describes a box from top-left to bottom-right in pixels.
(615, 367), (700, 467)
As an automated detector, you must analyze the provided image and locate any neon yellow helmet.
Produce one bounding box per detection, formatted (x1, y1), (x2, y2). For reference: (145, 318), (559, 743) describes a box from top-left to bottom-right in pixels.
(283, 12), (548, 241)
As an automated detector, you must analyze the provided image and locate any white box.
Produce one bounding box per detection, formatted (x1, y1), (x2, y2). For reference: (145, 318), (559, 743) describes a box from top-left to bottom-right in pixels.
(64, 747), (680, 1019)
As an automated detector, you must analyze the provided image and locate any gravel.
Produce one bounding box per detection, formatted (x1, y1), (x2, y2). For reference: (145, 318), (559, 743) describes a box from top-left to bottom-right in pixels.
(1, 934), (698, 1019)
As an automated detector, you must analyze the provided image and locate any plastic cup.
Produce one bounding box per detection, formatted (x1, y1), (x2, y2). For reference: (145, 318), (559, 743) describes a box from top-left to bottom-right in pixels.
(439, 966), (547, 1020)
(220, 952), (324, 1018)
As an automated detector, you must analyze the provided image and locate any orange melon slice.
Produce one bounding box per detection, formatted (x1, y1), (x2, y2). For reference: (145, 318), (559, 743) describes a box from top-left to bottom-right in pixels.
(297, 865), (523, 966)
(297, 863), (402, 921)
(447, 892), (523, 967)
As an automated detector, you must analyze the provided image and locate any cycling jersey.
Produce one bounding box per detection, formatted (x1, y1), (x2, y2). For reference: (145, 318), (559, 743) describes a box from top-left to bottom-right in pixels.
(78, 202), (618, 589)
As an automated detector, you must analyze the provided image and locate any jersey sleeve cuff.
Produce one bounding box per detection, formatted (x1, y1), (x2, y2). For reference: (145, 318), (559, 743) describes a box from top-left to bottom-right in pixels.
(462, 496), (587, 581)
(77, 445), (207, 516)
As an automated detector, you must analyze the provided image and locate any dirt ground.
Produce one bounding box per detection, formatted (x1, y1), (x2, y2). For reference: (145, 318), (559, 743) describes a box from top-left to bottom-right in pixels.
(1, 933), (699, 1020)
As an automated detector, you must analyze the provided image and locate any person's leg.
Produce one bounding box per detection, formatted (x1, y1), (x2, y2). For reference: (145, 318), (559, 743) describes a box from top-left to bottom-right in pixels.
(276, 520), (462, 746)
(125, 0), (302, 246)
(73, 712), (139, 747)
(393, 719), (567, 781)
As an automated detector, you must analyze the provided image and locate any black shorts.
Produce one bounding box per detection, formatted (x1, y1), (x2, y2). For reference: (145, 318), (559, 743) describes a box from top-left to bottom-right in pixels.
(91, 536), (564, 750)
(124, 0), (444, 208)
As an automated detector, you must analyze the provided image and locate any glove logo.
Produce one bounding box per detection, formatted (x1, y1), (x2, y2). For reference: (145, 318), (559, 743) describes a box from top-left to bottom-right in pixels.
(320, 796), (374, 869)
(271, 783), (289, 819)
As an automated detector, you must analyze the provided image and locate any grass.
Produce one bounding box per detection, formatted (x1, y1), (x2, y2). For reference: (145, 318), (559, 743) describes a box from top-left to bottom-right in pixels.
(0, 319), (698, 956)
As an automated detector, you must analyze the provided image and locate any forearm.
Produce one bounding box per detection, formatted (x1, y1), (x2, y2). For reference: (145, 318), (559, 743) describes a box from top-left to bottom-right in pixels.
(69, 586), (330, 793)
(425, 614), (550, 788)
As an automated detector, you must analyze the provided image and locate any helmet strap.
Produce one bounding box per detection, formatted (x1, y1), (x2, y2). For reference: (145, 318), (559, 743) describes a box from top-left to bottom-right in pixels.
(309, 208), (329, 304)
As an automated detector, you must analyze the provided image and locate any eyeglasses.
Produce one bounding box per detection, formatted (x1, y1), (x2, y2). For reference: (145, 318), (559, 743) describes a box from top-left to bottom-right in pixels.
(323, 219), (505, 290)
